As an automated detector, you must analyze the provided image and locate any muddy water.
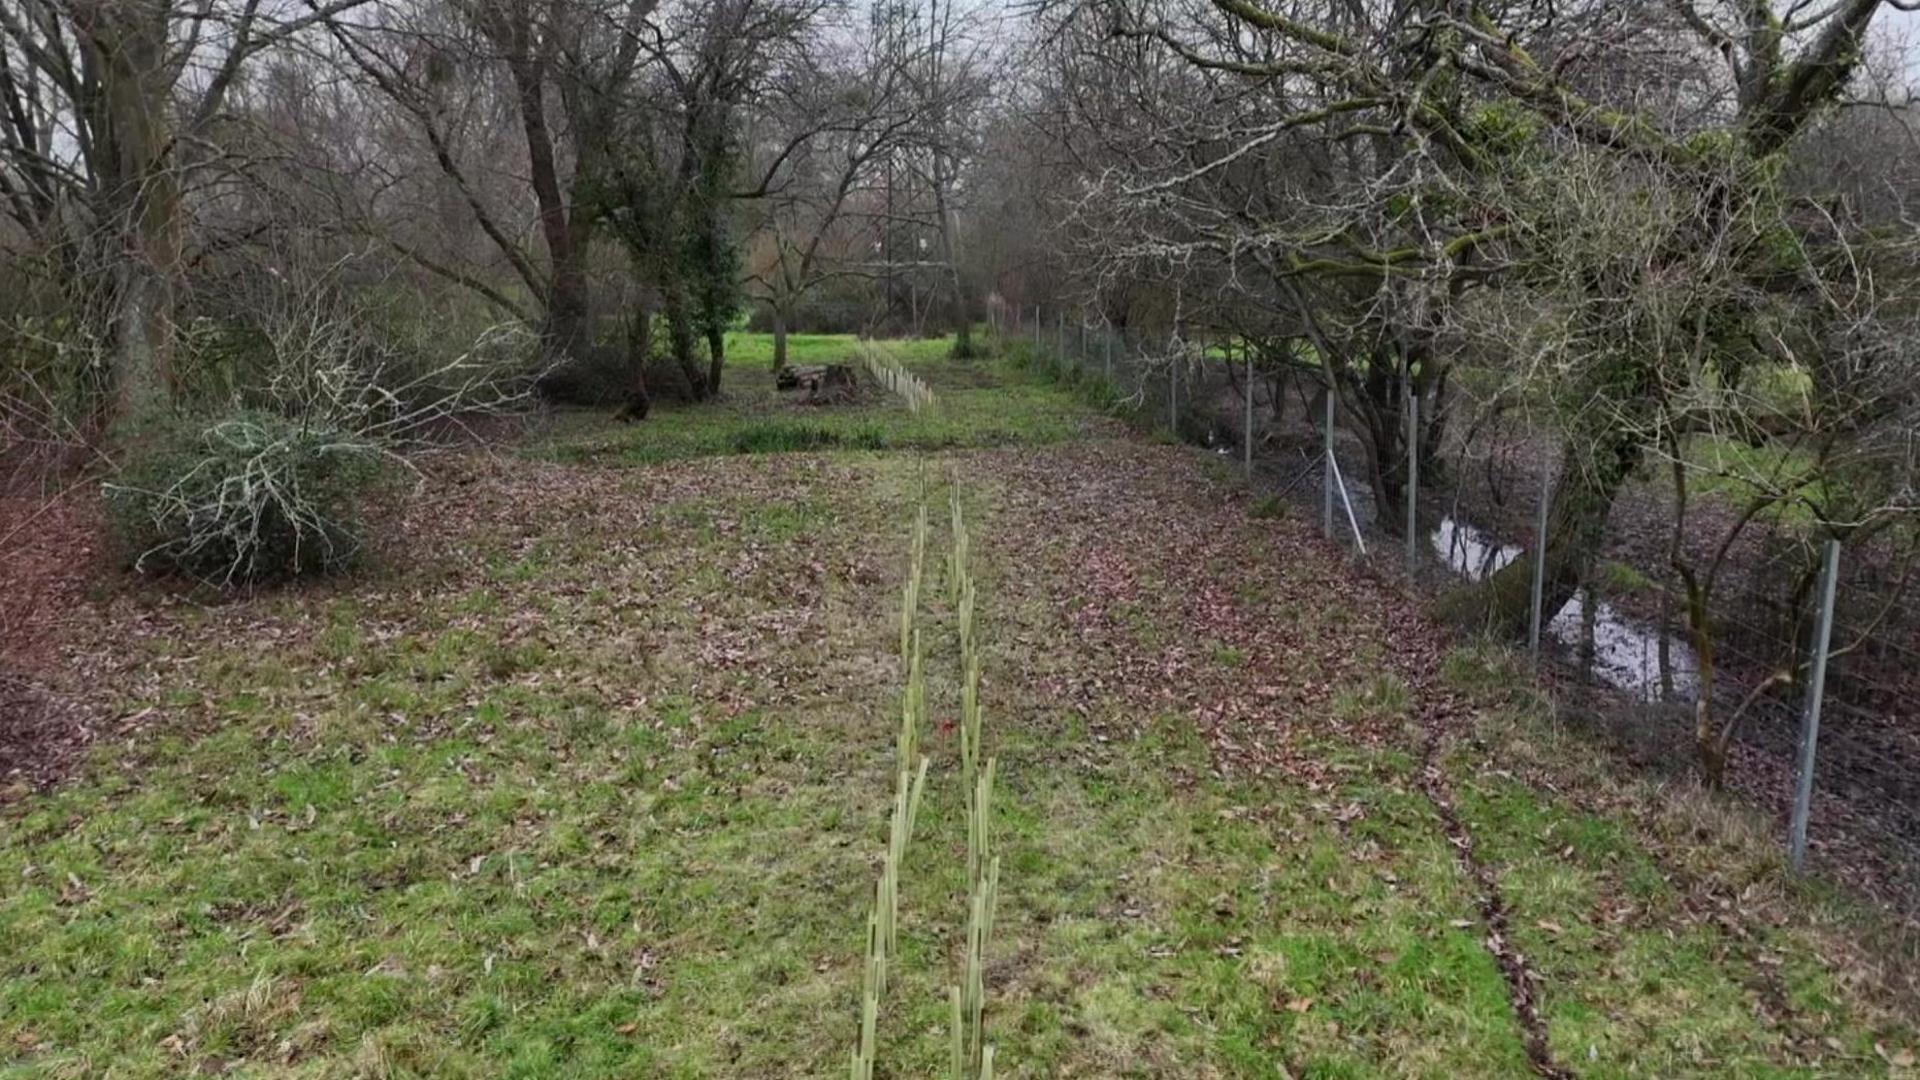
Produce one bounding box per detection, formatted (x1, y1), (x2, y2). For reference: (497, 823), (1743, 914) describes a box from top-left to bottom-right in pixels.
(1431, 518), (1699, 701)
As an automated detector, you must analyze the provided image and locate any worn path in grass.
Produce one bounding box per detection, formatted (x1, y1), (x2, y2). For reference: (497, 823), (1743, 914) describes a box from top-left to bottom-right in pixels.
(3, 345), (1917, 1076)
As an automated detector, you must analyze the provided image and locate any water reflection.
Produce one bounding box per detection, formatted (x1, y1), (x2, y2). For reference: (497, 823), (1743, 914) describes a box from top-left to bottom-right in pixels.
(1431, 518), (1699, 701)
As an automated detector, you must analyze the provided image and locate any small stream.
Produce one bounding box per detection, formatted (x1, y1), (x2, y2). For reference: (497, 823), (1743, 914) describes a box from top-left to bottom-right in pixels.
(1431, 519), (1699, 701)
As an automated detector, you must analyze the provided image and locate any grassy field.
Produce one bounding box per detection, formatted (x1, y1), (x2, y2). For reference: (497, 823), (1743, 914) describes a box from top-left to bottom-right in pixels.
(2, 334), (1916, 1077)
(718, 331), (957, 369)
(537, 335), (1103, 467)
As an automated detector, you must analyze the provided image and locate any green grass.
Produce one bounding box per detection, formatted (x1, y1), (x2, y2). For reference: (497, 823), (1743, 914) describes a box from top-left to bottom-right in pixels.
(535, 334), (1099, 467)
(1441, 645), (1920, 1076)
(1680, 434), (1825, 519)
(1596, 559), (1656, 596)
(3, 341), (1915, 1076)
(721, 331), (855, 368)
(1000, 338), (1145, 424)
(1737, 363), (1813, 418)
(720, 331), (967, 370)
(0, 506), (1526, 1077)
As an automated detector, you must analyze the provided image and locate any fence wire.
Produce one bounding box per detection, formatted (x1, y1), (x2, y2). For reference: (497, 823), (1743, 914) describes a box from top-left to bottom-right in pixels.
(1002, 304), (1920, 888)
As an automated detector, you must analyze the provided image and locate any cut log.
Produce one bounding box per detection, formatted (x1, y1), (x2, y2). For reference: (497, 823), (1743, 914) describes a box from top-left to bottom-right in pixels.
(776, 363), (861, 404)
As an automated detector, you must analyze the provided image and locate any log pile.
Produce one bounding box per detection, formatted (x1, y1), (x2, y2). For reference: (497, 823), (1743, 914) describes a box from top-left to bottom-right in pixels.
(776, 364), (861, 404)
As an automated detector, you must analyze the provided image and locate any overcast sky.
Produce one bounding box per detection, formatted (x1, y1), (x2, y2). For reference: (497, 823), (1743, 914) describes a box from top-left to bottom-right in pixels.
(1893, 9), (1920, 86)
(1878, 8), (1920, 84)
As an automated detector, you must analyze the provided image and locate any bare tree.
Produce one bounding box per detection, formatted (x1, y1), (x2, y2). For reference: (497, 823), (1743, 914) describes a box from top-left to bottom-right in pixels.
(1040, 0), (1497, 522)
(914, 0), (990, 355)
(1051, 0), (1914, 634)
(741, 16), (926, 369)
(320, 0), (656, 402)
(0, 0), (373, 430)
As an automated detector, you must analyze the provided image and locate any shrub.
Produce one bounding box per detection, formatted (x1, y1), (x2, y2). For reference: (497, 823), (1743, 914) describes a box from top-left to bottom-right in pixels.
(101, 294), (535, 585)
(103, 411), (392, 583)
(1, 315), (112, 483)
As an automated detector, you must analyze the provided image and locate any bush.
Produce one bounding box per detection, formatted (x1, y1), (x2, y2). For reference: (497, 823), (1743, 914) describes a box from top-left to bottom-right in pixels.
(103, 411), (392, 583)
(2, 315), (112, 483)
(104, 299), (533, 586)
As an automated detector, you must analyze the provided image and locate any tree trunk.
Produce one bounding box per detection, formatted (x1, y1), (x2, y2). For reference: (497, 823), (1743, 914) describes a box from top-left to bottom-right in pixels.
(705, 322), (725, 396)
(1352, 363), (1418, 537)
(108, 253), (175, 428)
(619, 302), (652, 420)
(663, 282), (706, 399)
(1419, 366), (1452, 489)
(1658, 593), (1675, 700)
(1580, 582), (1597, 679)
(1361, 408), (1407, 537)
(1445, 406), (1649, 637)
(508, 43), (599, 374)
(1696, 701), (1729, 788)
(930, 149), (975, 357)
(543, 261), (592, 365)
(82, 0), (181, 434)
(1687, 586), (1726, 789)
(772, 305), (790, 371)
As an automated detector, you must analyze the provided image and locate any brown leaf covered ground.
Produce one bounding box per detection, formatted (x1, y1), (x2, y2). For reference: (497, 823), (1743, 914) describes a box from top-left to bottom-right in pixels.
(2, 346), (1916, 1077)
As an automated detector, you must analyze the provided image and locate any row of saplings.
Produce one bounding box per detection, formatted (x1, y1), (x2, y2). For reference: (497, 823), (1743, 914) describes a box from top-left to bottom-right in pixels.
(851, 481), (1000, 1078)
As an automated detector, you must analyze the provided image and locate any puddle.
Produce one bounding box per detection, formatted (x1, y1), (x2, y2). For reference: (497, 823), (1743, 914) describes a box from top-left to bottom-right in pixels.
(1432, 518), (1699, 701)
(1432, 518), (1521, 579)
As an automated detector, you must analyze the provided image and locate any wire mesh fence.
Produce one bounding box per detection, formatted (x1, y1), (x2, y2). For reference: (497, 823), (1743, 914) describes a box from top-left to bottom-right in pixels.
(1000, 303), (1920, 887)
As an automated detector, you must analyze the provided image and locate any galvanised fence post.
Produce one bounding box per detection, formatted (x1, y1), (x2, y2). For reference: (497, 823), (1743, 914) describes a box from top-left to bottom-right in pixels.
(1790, 539), (1842, 874)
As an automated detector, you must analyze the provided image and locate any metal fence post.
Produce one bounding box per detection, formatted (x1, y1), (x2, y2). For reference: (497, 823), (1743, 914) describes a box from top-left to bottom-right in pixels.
(1243, 343), (1254, 480)
(1790, 538), (1841, 874)
(1529, 470), (1552, 663)
(1405, 385), (1419, 572)
(1322, 384), (1335, 539)
(1329, 451), (1368, 556)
